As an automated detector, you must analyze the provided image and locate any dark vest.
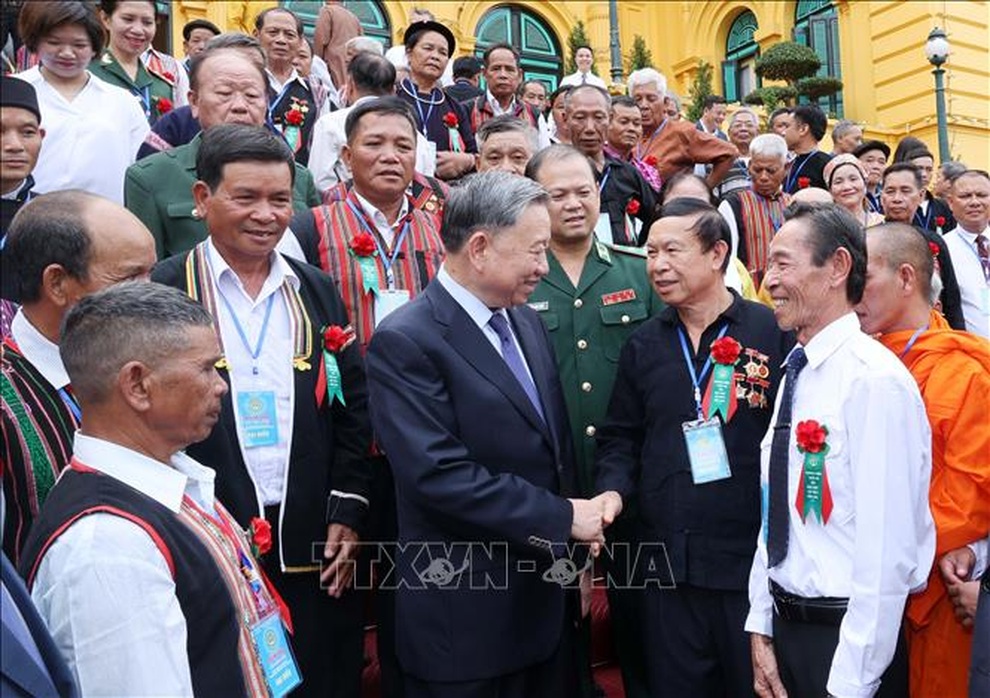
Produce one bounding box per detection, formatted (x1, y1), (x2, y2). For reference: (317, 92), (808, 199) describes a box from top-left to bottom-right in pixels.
(19, 467), (249, 698)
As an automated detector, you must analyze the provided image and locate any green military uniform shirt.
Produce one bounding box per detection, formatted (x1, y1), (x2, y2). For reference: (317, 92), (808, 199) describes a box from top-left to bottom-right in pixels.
(90, 49), (172, 125)
(528, 239), (664, 496)
(124, 133), (321, 260)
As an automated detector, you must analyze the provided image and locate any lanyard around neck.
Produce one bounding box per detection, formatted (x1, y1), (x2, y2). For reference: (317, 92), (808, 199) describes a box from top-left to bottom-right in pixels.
(677, 323), (729, 419)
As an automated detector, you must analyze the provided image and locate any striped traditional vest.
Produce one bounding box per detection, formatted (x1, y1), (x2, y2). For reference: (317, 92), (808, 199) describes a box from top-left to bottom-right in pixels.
(311, 193), (445, 350)
(737, 189), (788, 287)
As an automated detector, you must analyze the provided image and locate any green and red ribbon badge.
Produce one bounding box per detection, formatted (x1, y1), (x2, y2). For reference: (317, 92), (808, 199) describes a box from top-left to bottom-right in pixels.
(319, 324), (355, 407)
(794, 420), (833, 524)
(703, 336), (741, 422)
(443, 112), (464, 153)
(349, 232), (381, 296)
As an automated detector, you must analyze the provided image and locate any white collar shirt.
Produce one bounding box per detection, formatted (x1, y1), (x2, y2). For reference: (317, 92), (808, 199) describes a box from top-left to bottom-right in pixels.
(14, 69), (149, 204)
(30, 433), (221, 698)
(206, 239), (298, 507)
(352, 190), (409, 250)
(436, 265), (535, 383)
(943, 224), (990, 337)
(11, 308), (69, 389)
(745, 313), (935, 697)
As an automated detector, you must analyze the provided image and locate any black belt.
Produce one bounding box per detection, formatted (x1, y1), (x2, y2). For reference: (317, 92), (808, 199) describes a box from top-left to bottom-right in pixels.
(770, 581), (848, 626)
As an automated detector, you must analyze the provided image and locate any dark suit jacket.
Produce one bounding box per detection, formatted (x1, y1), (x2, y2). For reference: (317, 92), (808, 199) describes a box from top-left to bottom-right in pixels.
(1, 553), (78, 698)
(365, 279), (579, 683)
(152, 252), (372, 569)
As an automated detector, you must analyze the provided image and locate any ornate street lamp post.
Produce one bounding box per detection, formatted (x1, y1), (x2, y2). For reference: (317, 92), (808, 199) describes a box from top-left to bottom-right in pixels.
(609, 0), (623, 85)
(924, 27), (951, 163)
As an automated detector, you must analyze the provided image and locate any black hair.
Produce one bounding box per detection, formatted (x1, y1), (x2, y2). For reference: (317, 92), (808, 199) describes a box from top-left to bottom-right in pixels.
(344, 96), (418, 143)
(254, 7), (303, 36)
(348, 52), (396, 95)
(196, 124), (296, 191)
(882, 162), (924, 190)
(19, 0), (104, 54)
(658, 197), (732, 272)
(783, 202), (867, 303)
(791, 104), (827, 142)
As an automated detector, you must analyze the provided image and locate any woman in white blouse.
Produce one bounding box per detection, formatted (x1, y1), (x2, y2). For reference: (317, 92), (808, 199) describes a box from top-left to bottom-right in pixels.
(15, 0), (148, 204)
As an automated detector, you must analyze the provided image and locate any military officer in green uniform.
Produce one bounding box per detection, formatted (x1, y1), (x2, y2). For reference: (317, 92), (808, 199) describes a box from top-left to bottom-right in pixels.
(124, 45), (319, 259)
(525, 144), (661, 698)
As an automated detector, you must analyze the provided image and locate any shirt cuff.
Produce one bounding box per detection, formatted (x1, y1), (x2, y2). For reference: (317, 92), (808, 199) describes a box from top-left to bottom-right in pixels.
(969, 538), (989, 580)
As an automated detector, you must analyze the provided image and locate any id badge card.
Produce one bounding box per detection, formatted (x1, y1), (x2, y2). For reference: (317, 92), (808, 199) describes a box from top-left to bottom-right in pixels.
(421, 140), (437, 177)
(374, 289), (410, 328)
(251, 612), (302, 698)
(682, 418), (732, 484)
(237, 391), (279, 448)
(594, 213), (614, 245)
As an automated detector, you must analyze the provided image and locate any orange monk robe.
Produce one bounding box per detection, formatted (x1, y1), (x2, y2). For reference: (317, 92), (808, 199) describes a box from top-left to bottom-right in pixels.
(881, 308), (990, 698)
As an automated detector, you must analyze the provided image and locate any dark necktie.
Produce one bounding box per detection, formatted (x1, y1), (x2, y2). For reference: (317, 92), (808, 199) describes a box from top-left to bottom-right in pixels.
(489, 312), (544, 422)
(976, 234), (990, 283)
(767, 347), (808, 568)
(581, 73), (587, 85)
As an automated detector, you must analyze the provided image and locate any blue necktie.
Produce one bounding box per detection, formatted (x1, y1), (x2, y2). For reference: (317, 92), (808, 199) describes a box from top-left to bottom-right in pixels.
(767, 347), (808, 568)
(489, 312), (544, 422)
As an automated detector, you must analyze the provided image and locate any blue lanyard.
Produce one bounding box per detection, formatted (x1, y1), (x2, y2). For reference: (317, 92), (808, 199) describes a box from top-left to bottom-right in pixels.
(346, 200), (412, 289)
(913, 202), (933, 231)
(218, 292), (276, 374)
(129, 84), (151, 118)
(866, 191), (883, 214)
(757, 195), (784, 231)
(677, 324), (729, 419)
(58, 387), (82, 423)
(785, 150), (817, 192)
(267, 81), (295, 125)
(899, 323), (929, 359)
(598, 166), (612, 194)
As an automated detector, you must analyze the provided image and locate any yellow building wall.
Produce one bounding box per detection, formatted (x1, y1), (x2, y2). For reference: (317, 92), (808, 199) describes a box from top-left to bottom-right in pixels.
(170, 0), (989, 169)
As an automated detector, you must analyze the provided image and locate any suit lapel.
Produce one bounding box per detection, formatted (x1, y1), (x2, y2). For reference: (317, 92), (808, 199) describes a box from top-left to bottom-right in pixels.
(428, 284), (552, 443)
(509, 306), (562, 457)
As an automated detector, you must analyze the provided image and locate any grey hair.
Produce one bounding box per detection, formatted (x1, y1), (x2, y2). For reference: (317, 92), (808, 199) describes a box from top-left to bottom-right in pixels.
(729, 108), (759, 127)
(204, 32), (265, 64)
(441, 171), (549, 253)
(749, 133), (788, 162)
(665, 91), (682, 110)
(60, 282), (214, 404)
(831, 119), (859, 142)
(345, 35), (383, 56)
(627, 68), (666, 97)
(476, 114), (539, 152)
(563, 84), (609, 111)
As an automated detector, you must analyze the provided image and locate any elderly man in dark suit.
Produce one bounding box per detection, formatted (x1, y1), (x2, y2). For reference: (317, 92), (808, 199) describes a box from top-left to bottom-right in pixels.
(366, 171), (619, 698)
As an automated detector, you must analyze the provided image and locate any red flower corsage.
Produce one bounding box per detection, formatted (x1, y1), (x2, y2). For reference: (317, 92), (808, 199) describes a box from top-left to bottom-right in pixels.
(349, 232), (377, 257)
(797, 176), (811, 189)
(155, 96), (173, 114)
(796, 420), (828, 454)
(935, 216), (946, 228)
(442, 112), (459, 128)
(249, 517), (272, 556)
(285, 108), (304, 126)
(643, 155), (658, 167)
(625, 199), (641, 216)
(322, 324), (355, 353)
(710, 336), (742, 365)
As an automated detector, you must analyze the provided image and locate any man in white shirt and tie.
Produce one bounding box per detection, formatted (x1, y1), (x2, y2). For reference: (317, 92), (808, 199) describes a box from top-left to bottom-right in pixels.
(561, 46), (607, 89)
(746, 202), (936, 698)
(943, 169), (990, 337)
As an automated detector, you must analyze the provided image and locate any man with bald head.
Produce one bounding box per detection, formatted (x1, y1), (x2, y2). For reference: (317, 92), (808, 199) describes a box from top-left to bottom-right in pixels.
(125, 43), (320, 259)
(856, 222), (990, 698)
(1, 191), (156, 564)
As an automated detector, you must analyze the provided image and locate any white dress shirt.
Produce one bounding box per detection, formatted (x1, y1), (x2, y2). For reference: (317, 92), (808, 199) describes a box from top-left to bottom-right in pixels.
(31, 433), (220, 698)
(943, 224), (990, 338)
(15, 68), (149, 204)
(745, 313), (936, 698)
(10, 309), (69, 390)
(560, 70), (607, 89)
(353, 190), (409, 249)
(207, 240), (297, 508)
(435, 266), (536, 384)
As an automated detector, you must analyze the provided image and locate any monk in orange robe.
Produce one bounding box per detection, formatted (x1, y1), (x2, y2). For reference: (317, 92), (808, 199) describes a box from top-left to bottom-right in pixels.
(856, 222), (990, 698)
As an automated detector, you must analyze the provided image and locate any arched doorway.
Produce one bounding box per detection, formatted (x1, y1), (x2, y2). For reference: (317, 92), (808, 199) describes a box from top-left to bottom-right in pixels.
(474, 5), (562, 92)
(793, 0), (843, 116)
(282, 1), (392, 49)
(722, 10), (760, 103)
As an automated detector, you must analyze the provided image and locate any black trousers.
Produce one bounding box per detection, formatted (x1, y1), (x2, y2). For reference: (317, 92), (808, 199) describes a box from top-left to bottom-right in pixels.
(642, 585), (753, 698)
(773, 611), (908, 698)
(601, 514), (649, 698)
(261, 504), (364, 698)
(403, 615), (578, 698)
